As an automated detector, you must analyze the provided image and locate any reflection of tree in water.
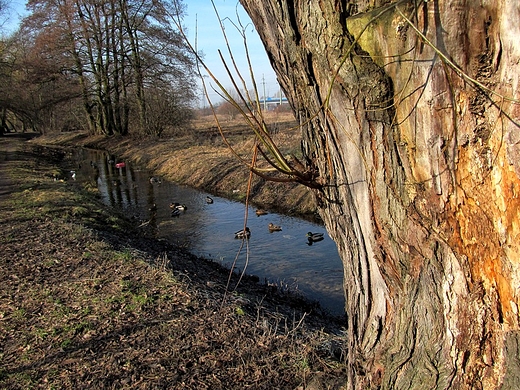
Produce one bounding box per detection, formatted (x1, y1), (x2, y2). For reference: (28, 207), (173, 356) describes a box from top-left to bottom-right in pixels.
(147, 176), (159, 236)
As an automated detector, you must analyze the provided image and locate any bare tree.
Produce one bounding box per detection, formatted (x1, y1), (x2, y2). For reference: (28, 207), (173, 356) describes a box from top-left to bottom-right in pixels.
(0, 24), (82, 134)
(22, 0), (196, 135)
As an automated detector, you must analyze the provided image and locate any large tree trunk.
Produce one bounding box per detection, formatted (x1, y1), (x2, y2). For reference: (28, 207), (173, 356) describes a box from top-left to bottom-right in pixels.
(240, 0), (520, 388)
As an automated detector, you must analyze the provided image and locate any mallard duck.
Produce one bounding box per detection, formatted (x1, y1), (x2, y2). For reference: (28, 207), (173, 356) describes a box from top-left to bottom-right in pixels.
(268, 223), (282, 232)
(234, 227), (251, 239)
(306, 232), (324, 242)
(206, 196), (214, 204)
(255, 209), (268, 216)
(170, 203), (187, 211)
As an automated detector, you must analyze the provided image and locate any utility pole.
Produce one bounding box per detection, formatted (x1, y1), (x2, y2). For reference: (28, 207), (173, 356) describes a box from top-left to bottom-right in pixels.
(262, 74), (267, 111)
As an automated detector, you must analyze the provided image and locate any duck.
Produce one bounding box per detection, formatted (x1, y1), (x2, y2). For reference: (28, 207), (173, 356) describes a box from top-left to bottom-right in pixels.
(306, 232), (324, 242)
(149, 176), (162, 184)
(268, 223), (282, 232)
(234, 227), (251, 239)
(255, 209), (268, 216)
(149, 203), (157, 212)
(206, 196), (214, 204)
(169, 203), (187, 211)
(171, 208), (181, 217)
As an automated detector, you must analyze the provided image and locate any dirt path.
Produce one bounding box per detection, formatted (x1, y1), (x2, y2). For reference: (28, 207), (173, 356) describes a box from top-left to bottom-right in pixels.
(0, 134), (346, 389)
(0, 134), (36, 195)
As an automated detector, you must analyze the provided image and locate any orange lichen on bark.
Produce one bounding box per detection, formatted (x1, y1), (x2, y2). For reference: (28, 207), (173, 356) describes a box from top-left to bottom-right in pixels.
(448, 142), (520, 326)
(497, 165), (520, 261)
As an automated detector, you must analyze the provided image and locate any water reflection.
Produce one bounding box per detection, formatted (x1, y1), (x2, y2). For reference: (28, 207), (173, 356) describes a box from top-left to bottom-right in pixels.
(72, 148), (345, 315)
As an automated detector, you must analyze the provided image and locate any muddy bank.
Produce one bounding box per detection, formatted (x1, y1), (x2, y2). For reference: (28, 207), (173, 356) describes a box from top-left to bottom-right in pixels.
(32, 114), (320, 221)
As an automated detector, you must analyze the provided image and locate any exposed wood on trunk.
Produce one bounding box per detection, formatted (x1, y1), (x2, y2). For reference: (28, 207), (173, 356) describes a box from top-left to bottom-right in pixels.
(240, 0), (520, 388)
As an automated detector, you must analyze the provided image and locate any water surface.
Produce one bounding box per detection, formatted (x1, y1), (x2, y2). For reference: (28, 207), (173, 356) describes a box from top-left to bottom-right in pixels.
(72, 148), (345, 315)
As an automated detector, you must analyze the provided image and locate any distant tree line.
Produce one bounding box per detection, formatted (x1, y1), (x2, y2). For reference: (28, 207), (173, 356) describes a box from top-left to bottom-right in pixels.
(0, 0), (196, 137)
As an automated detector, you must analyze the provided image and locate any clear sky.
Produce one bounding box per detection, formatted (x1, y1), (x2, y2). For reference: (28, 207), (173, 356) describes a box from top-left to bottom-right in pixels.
(184, 0), (279, 106)
(1, 0), (279, 105)
(1, 0), (26, 31)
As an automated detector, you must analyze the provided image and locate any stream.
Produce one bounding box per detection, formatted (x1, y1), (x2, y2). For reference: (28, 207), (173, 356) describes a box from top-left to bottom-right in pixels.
(71, 148), (345, 315)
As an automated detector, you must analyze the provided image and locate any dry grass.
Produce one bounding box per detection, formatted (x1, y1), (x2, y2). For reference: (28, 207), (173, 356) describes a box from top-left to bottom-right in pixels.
(33, 112), (319, 219)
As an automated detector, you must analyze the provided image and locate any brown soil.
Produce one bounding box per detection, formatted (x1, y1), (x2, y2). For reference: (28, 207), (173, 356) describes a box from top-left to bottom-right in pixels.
(0, 133), (347, 389)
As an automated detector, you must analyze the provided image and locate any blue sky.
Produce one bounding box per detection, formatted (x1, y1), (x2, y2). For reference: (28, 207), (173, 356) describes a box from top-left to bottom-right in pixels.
(184, 0), (279, 105)
(1, 0), (279, 105)
(1, 0), (25, 31)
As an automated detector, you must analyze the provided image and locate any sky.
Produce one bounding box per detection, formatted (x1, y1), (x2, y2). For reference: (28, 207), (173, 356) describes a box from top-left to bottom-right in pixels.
(1, 0), (25, 31)
(183, 0), (279, 106)
(1, 0), (280, 106)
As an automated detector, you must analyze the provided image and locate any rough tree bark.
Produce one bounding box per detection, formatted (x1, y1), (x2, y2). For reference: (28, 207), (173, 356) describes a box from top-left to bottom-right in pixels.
(239, 0), (520, 389)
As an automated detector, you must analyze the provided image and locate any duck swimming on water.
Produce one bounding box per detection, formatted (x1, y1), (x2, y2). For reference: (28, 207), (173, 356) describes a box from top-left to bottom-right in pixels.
(170, 202), (187, 211)
(234, 227), (251, 239)
(306, 232), (324, 243)
(268, 223), (282, 232)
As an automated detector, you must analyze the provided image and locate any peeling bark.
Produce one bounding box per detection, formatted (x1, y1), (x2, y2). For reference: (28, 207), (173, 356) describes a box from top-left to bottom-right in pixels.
(240, 0), (520, 388)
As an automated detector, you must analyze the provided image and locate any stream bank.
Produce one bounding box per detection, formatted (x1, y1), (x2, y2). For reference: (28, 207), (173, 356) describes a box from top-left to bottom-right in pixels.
(0, 133), (347, 389)
(31, 112), (320, 221)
